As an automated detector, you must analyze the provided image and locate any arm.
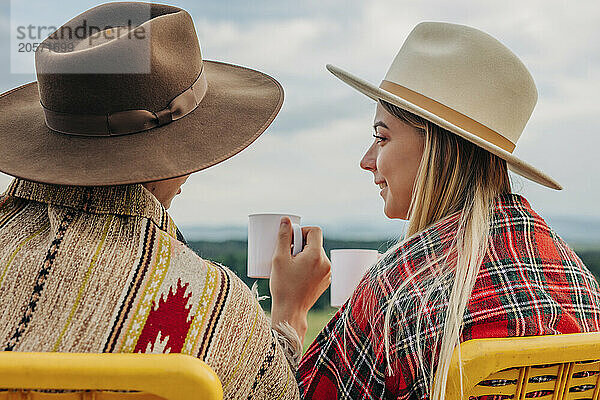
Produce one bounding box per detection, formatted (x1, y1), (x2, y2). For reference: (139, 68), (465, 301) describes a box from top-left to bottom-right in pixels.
(269, 217), (389, 398)
(204, 262), (301, 399)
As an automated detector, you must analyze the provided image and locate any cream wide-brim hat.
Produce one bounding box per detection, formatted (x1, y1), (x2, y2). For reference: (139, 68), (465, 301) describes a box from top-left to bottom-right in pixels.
(327, 21), (562, 190)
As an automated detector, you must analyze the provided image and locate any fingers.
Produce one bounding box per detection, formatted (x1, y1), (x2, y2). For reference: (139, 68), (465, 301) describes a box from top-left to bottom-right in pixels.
(273, 217), (293, 262)
(301, 226), (323, 249)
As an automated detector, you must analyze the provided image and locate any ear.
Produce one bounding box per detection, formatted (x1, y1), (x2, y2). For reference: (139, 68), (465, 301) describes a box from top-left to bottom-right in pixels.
(141, 182), (156, 193)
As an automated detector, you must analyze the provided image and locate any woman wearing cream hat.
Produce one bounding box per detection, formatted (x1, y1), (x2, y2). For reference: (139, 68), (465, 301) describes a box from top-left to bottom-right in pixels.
(270, 21), (600, 398)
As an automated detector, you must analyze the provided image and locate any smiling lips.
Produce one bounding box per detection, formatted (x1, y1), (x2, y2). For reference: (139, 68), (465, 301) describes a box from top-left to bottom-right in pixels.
(376, 181), (388, 198)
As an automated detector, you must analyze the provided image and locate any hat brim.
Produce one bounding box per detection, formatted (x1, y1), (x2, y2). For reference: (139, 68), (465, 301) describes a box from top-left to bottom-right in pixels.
(326, 64), (562, 191)
(0, 60), (283, 186)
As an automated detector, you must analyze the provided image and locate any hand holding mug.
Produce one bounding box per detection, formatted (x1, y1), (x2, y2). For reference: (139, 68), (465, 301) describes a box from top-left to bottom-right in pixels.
(270, 217), (331, 343)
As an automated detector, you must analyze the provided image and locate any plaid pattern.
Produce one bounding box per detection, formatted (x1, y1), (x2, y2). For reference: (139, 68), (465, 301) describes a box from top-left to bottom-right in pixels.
(298, 193), (600, 399)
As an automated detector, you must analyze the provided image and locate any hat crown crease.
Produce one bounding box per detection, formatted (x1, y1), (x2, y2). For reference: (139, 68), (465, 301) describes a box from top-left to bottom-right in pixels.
(34, 3), (203, 116)
(383, 21), (538, 145)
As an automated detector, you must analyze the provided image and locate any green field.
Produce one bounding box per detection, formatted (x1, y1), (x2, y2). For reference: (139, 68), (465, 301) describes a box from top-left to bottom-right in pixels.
(188, 238), (397, 312)
(188, 239), (600, 316)
(188, 239), (600, 354)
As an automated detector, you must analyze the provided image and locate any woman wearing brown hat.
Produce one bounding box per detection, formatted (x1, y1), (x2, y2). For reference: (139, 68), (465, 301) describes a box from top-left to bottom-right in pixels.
(270, 22), (600, 399)
(0, 3), (331, 399)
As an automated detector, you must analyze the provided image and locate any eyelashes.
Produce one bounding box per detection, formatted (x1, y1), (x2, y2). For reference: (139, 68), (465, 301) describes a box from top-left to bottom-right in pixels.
(372, 134), (388, 144)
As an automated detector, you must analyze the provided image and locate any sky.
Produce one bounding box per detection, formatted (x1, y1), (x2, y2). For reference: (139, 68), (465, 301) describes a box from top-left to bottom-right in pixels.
(0, 0), (599, 240)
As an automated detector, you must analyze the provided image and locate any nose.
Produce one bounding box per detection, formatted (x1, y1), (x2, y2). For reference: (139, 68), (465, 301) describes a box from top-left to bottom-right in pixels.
(360, 143), (377, 172)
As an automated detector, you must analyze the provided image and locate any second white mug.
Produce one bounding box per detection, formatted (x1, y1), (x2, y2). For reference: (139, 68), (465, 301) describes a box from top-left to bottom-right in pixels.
(330, 249), (379, 307)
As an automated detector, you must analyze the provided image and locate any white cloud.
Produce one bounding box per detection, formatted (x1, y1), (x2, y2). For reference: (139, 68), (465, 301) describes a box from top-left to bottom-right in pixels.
(167, 113), (392, 228)
(1, 0), (599, 234)
(196, 17), (343, 77)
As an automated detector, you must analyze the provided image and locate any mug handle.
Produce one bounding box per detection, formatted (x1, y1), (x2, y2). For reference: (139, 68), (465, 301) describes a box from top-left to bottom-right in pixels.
(291, 223), (303, 256)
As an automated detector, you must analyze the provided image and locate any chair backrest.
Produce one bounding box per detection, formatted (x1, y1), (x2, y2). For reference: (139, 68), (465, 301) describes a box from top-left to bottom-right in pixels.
(442, 332), (600, 400)
(0, 352), (222, 400)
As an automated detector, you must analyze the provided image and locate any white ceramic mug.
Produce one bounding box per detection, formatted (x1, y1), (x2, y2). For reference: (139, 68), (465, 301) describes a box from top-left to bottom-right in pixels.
(247, 213), (303, 278)
(330, 249), (379, 307)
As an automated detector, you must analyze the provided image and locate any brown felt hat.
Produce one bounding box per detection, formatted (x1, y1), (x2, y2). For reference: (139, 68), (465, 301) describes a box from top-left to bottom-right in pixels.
(0, 2), (283, 186)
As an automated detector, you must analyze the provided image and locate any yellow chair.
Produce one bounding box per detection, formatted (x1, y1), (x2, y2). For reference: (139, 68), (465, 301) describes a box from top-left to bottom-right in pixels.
(443, 332), (600, 400)
(0, 352), (222, 400)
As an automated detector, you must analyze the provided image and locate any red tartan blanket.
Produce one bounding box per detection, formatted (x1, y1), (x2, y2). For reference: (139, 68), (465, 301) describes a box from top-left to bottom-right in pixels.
(298, 193), (600, 399)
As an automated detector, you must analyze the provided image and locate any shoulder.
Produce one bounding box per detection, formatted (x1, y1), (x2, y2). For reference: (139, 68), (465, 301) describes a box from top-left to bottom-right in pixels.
(157, 231), (282, 334)
(162, 234), (249, 293)
(153, 232), (243, 306)
(488, 193), (589, 269)
(352, 211), (461, 314)
(135, 228), (252, 345)
(490, 193), (551, 236)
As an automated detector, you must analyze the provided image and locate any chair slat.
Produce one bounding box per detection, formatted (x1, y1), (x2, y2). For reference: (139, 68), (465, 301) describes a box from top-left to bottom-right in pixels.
(566, 391), (598, 400)
(470, 383), (519, 397)
(593, 373), (600, 400)
(485, 368), (522, 381)
(0, 353), (222, 400)
(569, 374), (599, 388)
(555, 363), (571, 400)
(560, 363), (576, 400)
(519, 366), (533, 400)
(95, 392), (163, 399)
(572, 361), (600, 374)
(525, 379), (560, 392)
(529, 364), (562, 386)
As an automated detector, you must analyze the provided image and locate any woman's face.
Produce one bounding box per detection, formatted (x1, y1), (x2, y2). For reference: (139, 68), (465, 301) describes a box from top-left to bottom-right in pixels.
(142, 174), (190, 209)
(360, 103), (425, 220)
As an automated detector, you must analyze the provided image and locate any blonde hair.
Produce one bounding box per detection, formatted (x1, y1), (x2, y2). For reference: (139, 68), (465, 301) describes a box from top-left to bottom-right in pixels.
(357, 99), (511, 399)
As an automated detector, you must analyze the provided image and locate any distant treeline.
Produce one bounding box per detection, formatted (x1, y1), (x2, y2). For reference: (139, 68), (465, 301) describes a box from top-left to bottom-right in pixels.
(187, 240), (600, 311)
